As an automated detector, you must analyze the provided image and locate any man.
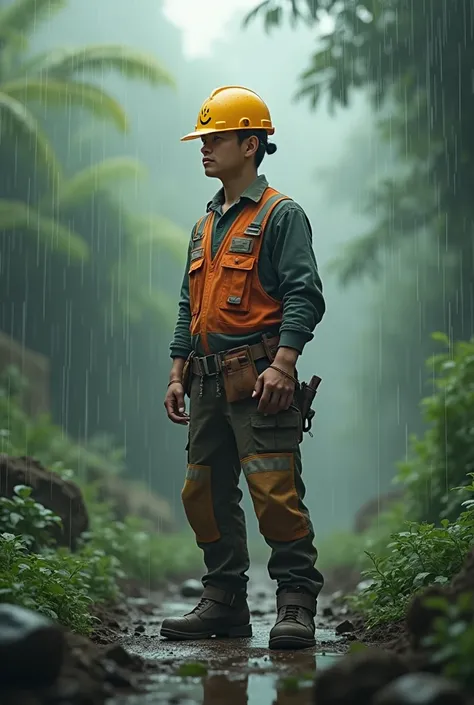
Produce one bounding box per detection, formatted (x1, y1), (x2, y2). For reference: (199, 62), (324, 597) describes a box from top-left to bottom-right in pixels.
(162, 86), (325, 650)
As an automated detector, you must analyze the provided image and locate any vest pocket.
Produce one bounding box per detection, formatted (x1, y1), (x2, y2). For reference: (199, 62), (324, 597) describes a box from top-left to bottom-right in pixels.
(188, 257), (204, 315)
(219, 254), (255, 313)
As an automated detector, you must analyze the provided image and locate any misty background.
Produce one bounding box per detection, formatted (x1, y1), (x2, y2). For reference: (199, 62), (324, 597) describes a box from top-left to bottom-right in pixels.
(1, 0), (434, 543)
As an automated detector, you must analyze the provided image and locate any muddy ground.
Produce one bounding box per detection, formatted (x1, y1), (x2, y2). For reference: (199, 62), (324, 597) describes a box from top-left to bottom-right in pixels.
(109, 566), (346, 705)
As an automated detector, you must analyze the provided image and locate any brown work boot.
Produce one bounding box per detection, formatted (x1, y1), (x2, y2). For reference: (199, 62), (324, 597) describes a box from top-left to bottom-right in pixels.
(160, 586), (252, 640)
(269, 588), (317, 650)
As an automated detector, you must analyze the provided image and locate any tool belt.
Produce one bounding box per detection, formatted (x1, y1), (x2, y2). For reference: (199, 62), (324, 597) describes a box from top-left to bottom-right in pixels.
(188, 335), (279, 402)
(190, 336), (279, 378)
(182, 335), (321, 434)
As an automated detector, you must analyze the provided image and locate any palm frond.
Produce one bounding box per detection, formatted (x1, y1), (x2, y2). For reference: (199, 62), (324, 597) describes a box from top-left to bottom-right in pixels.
(131, 214), (188, 262)
(24, 45), (175, 87)
(0, 198), (89, 260)
(108, 259), (177, 327)
(0, 89), (62, 184)
(0, 0), (66, 37)
(2, 78), (129, 132)
(46, 157), (147, 211)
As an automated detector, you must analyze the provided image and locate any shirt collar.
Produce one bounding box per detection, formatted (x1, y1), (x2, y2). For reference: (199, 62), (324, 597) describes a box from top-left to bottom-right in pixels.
(206, 174), (269, 212)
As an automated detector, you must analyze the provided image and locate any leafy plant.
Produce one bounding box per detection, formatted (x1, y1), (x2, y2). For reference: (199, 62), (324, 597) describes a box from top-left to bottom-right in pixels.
(349, 480), (474, 627)
(177, 662), (208, 678)
(0, 485), (62, 550)
(0, 531), (120, 634)
(393, 333), (474, 523)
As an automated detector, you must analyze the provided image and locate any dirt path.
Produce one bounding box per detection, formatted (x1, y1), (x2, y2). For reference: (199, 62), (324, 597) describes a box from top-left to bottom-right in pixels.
(111, 566), (347, 705)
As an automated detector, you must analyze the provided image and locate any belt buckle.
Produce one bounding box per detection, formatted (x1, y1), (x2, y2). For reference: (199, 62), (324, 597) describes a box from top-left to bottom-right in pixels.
(201, 354), (220, 376)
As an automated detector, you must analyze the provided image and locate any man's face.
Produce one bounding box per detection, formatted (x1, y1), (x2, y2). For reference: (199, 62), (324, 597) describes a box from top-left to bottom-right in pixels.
(200, 131), (256, 179)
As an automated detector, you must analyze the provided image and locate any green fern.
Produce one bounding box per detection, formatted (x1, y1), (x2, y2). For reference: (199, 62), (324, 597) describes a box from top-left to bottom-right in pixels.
(0, 90), (62, 184)
(46, 157), (148, 210)
(26, 45), (175, 87)
(0, 0), (66, 36)
(0, 199), (88, 260)
(2, 78), (130, 131)
(132, 213), (189, 262)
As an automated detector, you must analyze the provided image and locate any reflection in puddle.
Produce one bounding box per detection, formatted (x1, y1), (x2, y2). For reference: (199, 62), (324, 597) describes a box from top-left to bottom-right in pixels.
(114, 653), (342, 705)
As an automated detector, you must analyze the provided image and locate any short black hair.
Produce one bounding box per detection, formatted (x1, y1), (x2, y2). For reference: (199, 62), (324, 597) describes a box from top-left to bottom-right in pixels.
(237, 129), (277, 168)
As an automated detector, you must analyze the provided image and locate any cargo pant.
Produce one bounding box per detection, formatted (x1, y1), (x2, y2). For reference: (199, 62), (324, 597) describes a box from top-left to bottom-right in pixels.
(182, 372), (324, 598)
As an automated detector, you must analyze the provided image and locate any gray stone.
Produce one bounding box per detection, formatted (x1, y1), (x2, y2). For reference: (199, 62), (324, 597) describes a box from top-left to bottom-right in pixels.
(180, 579), (203, 598)
(335, 619), (355, 635)
(0, 604), (65, 687)
(374, 673), (468, 705)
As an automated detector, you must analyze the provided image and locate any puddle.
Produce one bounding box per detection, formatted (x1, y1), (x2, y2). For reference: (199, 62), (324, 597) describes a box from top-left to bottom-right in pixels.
(112, 653), (342, 704)
(116, 568), (346, 704)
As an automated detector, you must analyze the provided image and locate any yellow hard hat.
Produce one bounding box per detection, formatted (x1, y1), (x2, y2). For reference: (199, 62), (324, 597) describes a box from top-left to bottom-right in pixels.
(181, 86), (275, 142)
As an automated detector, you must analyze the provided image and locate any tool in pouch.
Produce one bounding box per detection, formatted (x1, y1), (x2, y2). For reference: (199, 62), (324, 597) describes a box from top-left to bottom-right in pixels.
(294, 375), (322, 436)
(183, 335), (322, 435)
(262, 334), (321, 436)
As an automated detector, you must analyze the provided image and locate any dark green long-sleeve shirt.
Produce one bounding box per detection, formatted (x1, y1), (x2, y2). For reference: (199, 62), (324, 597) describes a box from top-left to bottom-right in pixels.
(169, 174), (325, 359)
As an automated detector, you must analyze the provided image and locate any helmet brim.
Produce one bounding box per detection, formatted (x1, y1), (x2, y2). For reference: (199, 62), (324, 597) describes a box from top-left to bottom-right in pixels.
(180, 126), (275, 142)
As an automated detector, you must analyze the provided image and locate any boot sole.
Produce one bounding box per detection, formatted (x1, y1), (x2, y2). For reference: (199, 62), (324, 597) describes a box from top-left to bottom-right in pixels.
(269, 634), (316, 650)
(160, 623), (252, 640)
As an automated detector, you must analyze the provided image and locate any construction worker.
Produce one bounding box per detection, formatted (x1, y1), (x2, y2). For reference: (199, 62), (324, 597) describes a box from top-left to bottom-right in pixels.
(162, 86), (325, 650)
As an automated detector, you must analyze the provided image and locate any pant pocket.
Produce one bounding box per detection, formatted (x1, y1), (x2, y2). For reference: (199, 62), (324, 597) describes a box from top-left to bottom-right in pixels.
(181, 464), (220, 543)
(250, 407), (302, 453)
(242, 452), (308, 542)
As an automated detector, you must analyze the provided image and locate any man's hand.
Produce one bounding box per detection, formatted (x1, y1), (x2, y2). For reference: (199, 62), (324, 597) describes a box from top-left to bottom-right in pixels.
(164, 357), (189, 424)
(252, 365), (295, 414)
(164, 381), (189, 425)
(252, 346), (299, 415)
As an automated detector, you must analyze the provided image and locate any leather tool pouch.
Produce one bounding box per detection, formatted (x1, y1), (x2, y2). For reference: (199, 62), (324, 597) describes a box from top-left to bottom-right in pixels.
(222, 346), (258, 403)
(182, 352), (194, 398)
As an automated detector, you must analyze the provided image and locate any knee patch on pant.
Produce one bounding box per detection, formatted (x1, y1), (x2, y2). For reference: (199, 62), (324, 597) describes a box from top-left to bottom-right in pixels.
(242, 453), (309, 542)
(181, 464), (220, 543)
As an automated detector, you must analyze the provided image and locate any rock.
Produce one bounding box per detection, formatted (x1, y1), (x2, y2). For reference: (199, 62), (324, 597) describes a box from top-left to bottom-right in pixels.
(102, 645), (138, 669)
(313, 649), (409, 705)
(335, 619), (355, 635)
(373, 673), (468, 704)
(322, 606), (334, 618)
(180, 578), (203, 598)
(354, 490), (404, 534)
(0, 604), (65, 687)
(405, 586), (447, 647)
(450, 547), (474, 597)
(90, 471), (176, 533)
(0, 455), (88, 550)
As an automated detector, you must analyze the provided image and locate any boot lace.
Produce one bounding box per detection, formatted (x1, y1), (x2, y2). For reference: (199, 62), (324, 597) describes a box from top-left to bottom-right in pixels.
(282, 604), (301, 622)
(190, 598), (212, 614)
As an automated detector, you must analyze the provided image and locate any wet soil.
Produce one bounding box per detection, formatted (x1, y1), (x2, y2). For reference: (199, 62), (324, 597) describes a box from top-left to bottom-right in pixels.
(110, 566), (348, 705)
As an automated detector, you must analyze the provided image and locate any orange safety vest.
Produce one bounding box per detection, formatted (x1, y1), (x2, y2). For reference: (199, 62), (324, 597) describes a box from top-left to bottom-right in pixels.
(188, 187), (290, 355)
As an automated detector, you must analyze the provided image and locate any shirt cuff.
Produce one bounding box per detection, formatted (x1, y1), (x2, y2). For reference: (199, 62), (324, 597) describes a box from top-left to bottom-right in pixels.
(278, 330), (310, 355)
(170, 348), (191, 360)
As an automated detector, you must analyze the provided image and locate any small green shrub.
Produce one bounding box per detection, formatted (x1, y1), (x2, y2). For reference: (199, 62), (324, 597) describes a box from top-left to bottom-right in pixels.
(0, 365), (202, 634)
(394, 333), (474, 523)
(349, 478), (474, 627)
(0, 485), (62, 551)
(0, 532), (120, 634)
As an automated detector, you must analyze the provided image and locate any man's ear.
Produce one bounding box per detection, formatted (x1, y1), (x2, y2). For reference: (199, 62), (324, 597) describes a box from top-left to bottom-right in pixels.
(243, 135), (259, 158)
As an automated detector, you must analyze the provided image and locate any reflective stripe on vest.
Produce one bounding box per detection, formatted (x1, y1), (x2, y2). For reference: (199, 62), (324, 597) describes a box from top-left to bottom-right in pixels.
(188, 187), (290, 355)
